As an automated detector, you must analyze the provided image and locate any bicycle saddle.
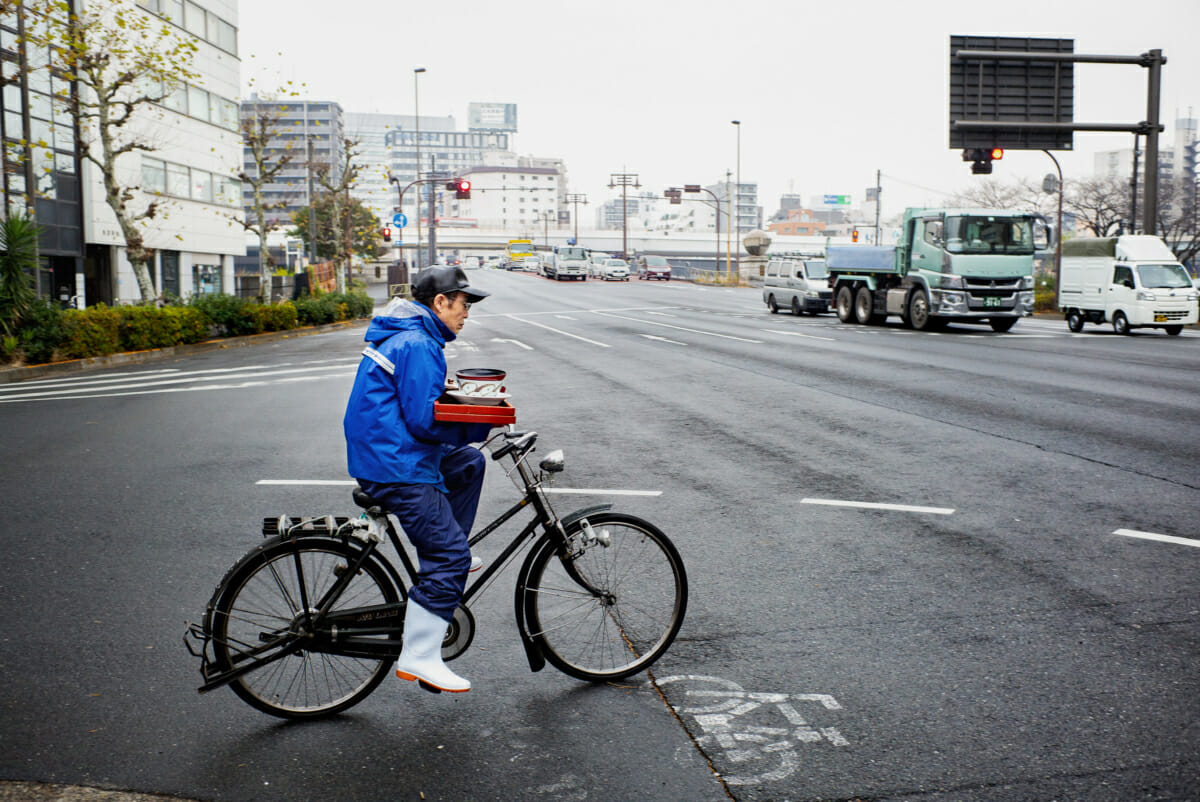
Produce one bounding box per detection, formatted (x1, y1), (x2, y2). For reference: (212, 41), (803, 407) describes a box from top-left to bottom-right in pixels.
(352, 488), (384, 513)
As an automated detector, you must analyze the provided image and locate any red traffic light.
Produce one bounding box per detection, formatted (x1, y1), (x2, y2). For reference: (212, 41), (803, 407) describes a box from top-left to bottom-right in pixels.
(381, 227), (392, 242)
(989, 148), (1004, 160)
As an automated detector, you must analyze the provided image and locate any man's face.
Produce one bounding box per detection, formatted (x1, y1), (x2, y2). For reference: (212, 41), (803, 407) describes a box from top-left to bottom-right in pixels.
(432, 292), (471, 334)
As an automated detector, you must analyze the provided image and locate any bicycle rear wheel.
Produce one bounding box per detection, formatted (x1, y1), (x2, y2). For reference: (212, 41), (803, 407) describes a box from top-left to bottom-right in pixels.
(524, 513), (687, 681)
(210, 537), (400, 719)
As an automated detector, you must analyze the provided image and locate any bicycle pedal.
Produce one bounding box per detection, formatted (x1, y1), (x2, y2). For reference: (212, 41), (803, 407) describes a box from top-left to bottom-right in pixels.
(417, 680), (442, 695)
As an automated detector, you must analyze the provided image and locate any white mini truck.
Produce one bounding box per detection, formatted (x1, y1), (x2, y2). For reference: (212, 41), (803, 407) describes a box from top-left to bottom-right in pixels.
(1059, 236), (1197, 335)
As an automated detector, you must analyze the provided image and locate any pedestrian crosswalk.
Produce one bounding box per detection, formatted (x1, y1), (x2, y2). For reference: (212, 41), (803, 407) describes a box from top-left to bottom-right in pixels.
(0, 358), (361, 404)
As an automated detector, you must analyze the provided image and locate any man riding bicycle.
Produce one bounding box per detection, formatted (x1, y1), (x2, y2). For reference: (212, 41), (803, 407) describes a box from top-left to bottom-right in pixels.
(343, 265), (492, 693)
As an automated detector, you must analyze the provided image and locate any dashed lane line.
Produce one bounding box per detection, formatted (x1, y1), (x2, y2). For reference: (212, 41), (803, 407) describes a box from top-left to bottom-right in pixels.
(1113, 528), (1200, 549)
(801, 497), (956, 515)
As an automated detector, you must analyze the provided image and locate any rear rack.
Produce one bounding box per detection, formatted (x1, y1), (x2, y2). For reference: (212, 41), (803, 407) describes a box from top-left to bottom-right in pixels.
(261, 515), (352, 538)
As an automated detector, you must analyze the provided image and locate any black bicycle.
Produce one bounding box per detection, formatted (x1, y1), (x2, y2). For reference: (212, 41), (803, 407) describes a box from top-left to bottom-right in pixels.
(185, 427), (688, 720)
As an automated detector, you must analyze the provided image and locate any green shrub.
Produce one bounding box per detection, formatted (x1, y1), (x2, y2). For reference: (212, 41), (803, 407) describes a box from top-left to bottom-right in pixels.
(116, 305), (208, 350)
(17, 298), (66, 364)
(61, 305), (120, 359)
(293, 290), (374, 326)
(255, 302), (299, 332)
(189, 293), (252, 337)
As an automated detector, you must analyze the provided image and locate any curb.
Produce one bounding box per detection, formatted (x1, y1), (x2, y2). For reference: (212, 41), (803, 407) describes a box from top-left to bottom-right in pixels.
(0, 319), (367, 385)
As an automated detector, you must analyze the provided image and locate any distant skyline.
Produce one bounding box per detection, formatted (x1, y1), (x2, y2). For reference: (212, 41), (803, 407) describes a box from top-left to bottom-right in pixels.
(238, 0), (1198, 224)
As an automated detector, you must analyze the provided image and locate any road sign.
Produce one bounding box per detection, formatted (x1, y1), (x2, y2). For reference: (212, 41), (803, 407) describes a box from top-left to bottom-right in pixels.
(823, 195), (850, 206)
(392, 213), (407, 228)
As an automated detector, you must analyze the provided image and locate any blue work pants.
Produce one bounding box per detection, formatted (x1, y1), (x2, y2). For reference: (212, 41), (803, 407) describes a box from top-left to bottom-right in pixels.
(357, 445), (486, 622)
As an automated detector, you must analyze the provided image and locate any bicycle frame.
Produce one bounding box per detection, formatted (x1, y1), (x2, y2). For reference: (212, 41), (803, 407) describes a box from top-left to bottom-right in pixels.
(187, 430), (613, 693)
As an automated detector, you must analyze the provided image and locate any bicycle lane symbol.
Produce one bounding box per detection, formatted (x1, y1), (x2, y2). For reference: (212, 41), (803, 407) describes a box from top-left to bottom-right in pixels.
(654, 675), (849, 786)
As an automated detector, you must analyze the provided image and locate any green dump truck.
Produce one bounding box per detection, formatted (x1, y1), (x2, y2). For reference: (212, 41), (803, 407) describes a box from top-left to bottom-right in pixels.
(826, 207), (1046, 332)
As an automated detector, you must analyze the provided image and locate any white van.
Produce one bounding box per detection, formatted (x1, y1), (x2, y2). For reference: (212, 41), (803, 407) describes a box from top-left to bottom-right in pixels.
(762, 257), (832, 315)
(1059, 236), (1198, 335)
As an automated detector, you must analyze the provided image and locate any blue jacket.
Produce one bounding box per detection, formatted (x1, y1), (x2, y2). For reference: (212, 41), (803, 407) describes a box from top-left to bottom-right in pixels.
(343, 299), (491, 489)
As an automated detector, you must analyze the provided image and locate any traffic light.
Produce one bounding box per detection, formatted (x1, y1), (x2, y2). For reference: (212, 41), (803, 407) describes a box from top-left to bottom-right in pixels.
(962, 147), (1003, 175)
(852, 229), (859, 243)
(381, 227), (391, 242)
(447, 179), (471, 199)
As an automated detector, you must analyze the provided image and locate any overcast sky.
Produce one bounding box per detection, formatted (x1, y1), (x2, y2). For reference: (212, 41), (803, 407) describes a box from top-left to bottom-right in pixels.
(238, 0), (1199, 221)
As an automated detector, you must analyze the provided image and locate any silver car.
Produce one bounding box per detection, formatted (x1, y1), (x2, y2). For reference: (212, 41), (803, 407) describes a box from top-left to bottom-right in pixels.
(602, 258), (630, 281)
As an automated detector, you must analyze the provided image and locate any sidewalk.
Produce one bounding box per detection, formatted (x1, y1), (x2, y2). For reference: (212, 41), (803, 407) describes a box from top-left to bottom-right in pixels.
(0, 781), (197, 801)
(0, 319), (368, 385)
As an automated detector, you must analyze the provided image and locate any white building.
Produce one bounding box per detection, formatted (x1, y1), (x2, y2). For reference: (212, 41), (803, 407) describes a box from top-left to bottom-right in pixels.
(89, 0), (244, 303)
(448, 158), (563, 236)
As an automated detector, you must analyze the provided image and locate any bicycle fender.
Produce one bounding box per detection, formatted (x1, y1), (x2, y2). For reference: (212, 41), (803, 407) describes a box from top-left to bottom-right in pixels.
(513, 535), (548, 673)
(560, 504), (613, 531)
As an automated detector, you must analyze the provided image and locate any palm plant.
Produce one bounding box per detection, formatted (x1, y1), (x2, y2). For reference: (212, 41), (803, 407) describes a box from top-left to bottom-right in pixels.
(0, 213), (41, 337)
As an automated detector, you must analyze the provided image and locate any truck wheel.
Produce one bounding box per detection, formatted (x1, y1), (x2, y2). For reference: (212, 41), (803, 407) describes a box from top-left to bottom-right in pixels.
(854, 286), (880, 324)
(1164, 325), (1183, 336)
(1112, 311), (1131, 335)
(908, 289), (934, 331)
(767, 294), (779, 313)
(835, 286), (855, 323)
(1066, 311), (1085, 332)
(791, 297), (802, 316)
(989, 318), (1017, 333)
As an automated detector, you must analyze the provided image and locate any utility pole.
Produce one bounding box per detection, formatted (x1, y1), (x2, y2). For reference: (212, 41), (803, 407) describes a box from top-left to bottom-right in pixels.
(608, 172), (640, 259)
(1130, 134), (1141, 234)
(725, 169), (732, 278)
(732, 120), (741, 280)
(873, 169), (882, 245)
(565, 193), (588, 244)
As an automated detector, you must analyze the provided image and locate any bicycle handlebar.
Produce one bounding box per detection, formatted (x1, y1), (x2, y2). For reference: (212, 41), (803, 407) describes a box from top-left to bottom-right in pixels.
(490, 430), (537, 461)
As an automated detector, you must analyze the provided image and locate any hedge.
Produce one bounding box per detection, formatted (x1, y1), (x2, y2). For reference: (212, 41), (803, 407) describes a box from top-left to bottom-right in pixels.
(2, 289), (373, 367)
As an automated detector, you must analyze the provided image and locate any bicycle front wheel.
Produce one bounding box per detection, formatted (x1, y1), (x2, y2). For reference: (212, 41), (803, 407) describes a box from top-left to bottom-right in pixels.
(210, 537), (400, 719)
(524, 513), (687, 681)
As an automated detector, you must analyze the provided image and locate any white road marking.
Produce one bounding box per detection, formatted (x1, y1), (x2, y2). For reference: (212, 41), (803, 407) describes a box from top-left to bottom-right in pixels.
(256, 480), (661, 496)
(0, 364), (356, 402)
(1113, 528), (1200, 549)
(640, 334), (687, 346)
(542, 488), (663, 497)
(644, 311), (677, 317)
(801, 497), (955, 515)
(554, 315), (577, 320)
(490, 337), (534, 350)
(761, 328), (837, 342)
(504, 314), (611, 347)
(592, 310), (763, 343)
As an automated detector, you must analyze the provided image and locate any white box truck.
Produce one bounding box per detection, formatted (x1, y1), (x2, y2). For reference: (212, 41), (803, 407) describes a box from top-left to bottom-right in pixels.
(1059, 235), (1198, 335)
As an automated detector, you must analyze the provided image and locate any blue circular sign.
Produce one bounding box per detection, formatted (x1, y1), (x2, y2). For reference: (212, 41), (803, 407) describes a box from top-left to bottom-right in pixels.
(392, 213), (407, 228)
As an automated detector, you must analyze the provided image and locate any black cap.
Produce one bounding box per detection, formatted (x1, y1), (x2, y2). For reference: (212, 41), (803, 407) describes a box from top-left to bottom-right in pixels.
(412, 265), (490, 304)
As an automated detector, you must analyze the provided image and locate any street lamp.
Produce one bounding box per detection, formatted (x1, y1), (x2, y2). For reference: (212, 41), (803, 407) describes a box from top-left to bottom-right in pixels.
(565, 193), (588, 244)
(731, 120), (741, 281)
(681, 184), (722, 278)
(414, 67), (426, 269)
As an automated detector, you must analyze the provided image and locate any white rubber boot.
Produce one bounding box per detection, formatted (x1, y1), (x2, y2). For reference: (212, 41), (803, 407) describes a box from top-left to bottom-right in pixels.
(395, 601), (471, 693)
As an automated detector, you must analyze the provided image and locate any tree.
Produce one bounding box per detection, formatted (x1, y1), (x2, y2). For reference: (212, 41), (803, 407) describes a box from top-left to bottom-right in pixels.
(289, 195), (384, 265)
(0, 213), (41, 337)
(20, 0), (200, 303)
(1063, 175), (1129, 238)
(946, 177), (1056, 216)
(312, 137), (363, 292)
(237, 87), (304, 302)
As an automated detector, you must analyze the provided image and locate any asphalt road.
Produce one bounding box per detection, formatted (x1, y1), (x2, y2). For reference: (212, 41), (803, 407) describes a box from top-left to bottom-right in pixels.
(2, 269), (1198, 801)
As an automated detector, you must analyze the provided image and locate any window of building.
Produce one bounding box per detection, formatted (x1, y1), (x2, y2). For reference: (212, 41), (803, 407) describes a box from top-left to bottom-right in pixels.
(166, 163), (189, 196)
(161, 250), (180, 297)
(191, 169), (211, 202)
(142, 157), (166, 193)
(193, 262), (221, 295)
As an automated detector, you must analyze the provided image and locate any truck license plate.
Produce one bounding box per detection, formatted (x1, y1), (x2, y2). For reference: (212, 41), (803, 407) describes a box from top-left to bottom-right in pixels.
(1154, 314), (1167, 322)
(984, 296), (1001, 308)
